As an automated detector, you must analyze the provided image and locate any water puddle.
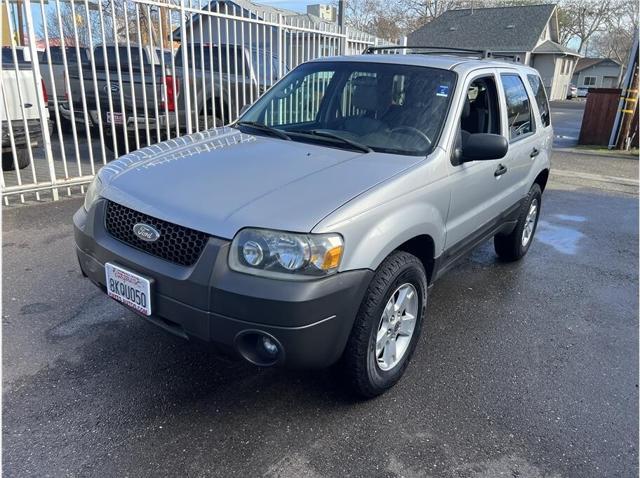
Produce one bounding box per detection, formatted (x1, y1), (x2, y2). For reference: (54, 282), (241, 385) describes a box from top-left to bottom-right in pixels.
(536, 219), (585, 255)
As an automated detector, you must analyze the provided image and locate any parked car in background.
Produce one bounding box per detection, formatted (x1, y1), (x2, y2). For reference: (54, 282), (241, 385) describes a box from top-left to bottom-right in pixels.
(250, 46), (289, 95)
(156, 48), (174, 65)
(1, 46), (49, 170)
(63, 43), (164, 134)
(566, 83), (577, 99)
(66, 43), (270, 153)
(173, 43), (268, 127)
(39, 46), (90, 126)
(75, 50), (552, 397)
(577, 86), (589, 97)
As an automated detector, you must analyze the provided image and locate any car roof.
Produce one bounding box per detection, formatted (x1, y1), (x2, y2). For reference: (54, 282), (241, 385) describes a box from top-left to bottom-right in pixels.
(311, 53), (539, 76)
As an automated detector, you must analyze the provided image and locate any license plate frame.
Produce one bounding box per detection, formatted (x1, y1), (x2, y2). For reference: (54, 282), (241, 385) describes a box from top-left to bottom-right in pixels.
(107, 111), (125, 125)
(105, 262), (152, 316)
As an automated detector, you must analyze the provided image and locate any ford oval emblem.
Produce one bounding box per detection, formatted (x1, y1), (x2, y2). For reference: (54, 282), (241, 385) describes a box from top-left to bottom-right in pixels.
(133, 223), (160, 242)
(105, 83), (119, 93)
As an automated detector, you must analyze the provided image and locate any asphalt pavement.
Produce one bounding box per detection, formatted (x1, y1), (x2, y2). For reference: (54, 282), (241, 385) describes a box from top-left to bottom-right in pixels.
(550, 100), (586, 149)
(3, 161), (638, 477)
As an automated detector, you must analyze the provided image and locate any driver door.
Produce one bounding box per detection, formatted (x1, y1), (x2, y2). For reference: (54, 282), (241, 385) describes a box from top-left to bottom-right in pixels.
(444, 70), (513, 252)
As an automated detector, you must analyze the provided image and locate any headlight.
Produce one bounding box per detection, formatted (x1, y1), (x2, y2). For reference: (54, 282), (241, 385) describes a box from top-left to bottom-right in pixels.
(83, 175), (103, 211)
(229, 228), (343, 280)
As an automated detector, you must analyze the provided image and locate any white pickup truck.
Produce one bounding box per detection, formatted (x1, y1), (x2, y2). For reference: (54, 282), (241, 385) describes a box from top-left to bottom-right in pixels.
(1, 46), (49, 170)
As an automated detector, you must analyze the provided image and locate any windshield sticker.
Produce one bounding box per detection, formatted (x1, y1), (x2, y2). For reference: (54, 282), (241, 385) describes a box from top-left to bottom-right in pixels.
(436, 85), (449, 97)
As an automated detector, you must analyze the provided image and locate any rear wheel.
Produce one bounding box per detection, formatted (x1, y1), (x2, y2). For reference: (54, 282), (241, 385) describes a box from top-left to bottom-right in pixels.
(342, 251), (427, 398)
(2, 149), (30, 170)
(494, 183), (542, 261)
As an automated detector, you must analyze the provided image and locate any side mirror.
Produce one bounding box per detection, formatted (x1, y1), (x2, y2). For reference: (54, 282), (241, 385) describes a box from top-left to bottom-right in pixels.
(459, 133), (509, 162)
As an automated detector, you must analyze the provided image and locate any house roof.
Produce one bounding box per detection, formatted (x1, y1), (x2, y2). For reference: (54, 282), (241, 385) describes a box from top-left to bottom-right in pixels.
(408, 4), (557, 52)
(574, 57), (621, 72)
(533, 39), (580, 56)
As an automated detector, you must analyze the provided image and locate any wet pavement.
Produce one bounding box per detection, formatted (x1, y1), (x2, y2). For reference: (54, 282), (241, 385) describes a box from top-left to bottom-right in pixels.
(3, 169), (638, 476)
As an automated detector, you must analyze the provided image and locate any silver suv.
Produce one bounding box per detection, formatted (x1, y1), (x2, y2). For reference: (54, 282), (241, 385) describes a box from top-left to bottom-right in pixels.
(74, 48), (551, 397)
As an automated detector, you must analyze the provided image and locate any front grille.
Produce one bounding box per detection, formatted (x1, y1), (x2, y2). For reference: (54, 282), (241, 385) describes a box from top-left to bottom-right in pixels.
(105, 201), (208, 266)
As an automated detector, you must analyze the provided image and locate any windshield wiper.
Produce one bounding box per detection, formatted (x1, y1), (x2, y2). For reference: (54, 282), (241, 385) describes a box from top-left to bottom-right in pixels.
(292, 130), (373, 153)
(235, 121), (291, 141)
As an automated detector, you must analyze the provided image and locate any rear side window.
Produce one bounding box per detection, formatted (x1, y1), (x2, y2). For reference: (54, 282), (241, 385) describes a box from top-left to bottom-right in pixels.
(94, 46), (148, 68)
(500, 74), (534, 140)
(527, 74), (550, 127)
(45, 47), (88, 65)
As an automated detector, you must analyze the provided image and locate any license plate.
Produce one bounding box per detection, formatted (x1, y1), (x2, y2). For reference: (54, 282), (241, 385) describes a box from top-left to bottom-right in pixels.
(107, 112), (125, 125)
(105, 263), (152, 316)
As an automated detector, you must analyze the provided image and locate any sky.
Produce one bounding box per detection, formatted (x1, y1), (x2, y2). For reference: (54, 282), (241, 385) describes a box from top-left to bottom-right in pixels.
(16, 0), (323, 40)
(257, 0), (322, 13)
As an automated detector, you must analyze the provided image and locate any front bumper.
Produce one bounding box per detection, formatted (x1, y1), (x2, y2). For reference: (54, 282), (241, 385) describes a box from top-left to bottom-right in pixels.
(74, 199), (372, 369)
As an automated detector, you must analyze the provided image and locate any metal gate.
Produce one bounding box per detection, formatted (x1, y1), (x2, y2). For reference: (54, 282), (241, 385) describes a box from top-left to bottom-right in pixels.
(1, 0), (394, 204)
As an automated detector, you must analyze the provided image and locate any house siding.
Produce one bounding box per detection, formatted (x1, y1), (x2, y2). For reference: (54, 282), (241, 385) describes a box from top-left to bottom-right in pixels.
(532, 54), (576, 100)
(572, 63), (622, 88)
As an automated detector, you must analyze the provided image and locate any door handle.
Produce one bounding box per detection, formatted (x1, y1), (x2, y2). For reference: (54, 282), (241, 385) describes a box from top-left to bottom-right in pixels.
(530, 148), (540, 158)
(494, 164), (507, 177)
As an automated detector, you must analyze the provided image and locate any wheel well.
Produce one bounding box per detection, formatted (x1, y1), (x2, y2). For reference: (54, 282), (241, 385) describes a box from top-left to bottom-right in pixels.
(535, 169), (549, 192)
(395, 235), (435, 283)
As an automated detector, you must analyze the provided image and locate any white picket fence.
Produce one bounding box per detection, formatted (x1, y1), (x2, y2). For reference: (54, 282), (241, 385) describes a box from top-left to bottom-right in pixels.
(1, 0), (395, 204)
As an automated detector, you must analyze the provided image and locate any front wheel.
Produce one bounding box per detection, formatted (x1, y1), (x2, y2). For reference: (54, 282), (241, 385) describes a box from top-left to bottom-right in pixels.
(494, 183), (542, 261)
(342, 251), (427, 398)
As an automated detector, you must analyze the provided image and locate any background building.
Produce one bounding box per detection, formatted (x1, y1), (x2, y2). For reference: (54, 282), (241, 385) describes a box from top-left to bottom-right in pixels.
(408, 4), (581, 100)
(572, 58), (623, 89)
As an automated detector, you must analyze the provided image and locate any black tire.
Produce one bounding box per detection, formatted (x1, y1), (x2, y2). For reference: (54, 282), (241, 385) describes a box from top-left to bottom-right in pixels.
(60, 117), (75, 135)
(104, 133), (137, 156)
(494, 183), (542, 261)
(342, 251), (427, 398)
(2, 149), (30, 170)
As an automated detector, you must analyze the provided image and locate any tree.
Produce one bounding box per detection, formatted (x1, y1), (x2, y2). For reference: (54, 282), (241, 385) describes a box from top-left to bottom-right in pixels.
(38, 0), (172, 50)
(556, 0), (622, 53)
(587, 0), (637, 61)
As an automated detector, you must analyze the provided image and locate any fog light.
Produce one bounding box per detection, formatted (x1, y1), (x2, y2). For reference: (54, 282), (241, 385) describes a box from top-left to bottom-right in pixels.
(261, 336), (279, 357)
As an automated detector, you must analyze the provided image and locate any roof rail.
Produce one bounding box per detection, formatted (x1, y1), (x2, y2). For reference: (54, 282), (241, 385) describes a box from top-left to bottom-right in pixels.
(363, 45), (492, 59)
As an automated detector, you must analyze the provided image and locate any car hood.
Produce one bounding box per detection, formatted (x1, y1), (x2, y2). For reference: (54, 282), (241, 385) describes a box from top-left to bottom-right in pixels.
(100, 127), (423, 239)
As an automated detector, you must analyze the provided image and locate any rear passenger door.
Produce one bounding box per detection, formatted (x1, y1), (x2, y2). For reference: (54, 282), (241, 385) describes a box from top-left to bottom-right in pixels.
(497, 72), (542, 203)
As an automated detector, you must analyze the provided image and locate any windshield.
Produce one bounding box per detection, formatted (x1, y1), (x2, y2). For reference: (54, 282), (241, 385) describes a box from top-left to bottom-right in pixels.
(239, 61), (456, 156)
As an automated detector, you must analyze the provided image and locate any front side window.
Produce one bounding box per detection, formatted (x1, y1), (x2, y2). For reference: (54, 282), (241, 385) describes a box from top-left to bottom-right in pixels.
(461, 76), (501, 135)
(240, 61), (457, 156)
(501, 74), (534, 140)
(527, 74), (550, 127)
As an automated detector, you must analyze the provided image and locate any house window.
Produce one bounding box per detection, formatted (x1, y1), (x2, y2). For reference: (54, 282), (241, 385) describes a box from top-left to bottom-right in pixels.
(583, 76), (597, 86)
(501, 74), (534, 140)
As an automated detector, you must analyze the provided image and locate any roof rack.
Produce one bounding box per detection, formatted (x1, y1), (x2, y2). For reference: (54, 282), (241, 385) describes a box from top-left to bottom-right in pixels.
(363, 45), (492, 58)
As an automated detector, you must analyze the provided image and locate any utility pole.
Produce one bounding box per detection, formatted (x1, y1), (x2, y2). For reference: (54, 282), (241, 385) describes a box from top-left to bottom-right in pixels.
(615, 65), (638, 150)
(16, 0), (24, 45)
(338, 0), (345, 31)
(609, 31), (639, 150)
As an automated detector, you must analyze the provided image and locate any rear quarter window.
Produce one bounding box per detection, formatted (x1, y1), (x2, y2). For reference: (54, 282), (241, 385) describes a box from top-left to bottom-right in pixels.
(526, 74), (550, 127)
